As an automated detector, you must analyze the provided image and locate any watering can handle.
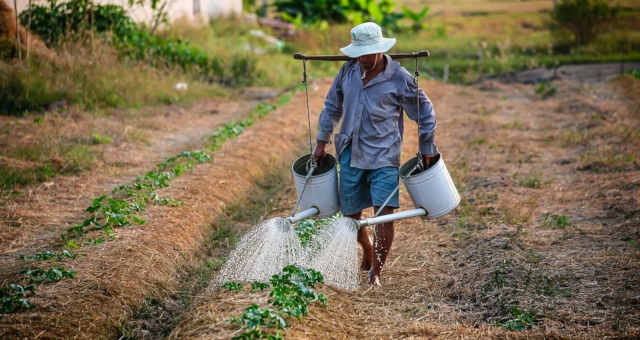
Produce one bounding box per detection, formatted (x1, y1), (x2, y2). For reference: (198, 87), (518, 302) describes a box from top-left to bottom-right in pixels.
(373, 163), (421, 218)
(290, 163), (317, 217)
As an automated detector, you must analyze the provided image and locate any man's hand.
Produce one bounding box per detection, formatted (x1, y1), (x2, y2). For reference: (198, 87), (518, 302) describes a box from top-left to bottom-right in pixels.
(422, 153), (438, 169)
(313, 142), (327, 161)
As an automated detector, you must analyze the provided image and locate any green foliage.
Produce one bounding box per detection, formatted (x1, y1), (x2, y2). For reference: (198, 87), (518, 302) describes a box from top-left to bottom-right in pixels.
(534, 81), (557, 99)
(401, 6), (429, 32)
(0, 163), (57, 191)
(0, 66), (67, 116)
(498, 307), (538, 331)
(21, 250), (76, 261)
(207, 102), (279, 152)
(90, 133), (112, 145)
(1, 284), (35, 313)
(223, 282), (244, 292)
(623, 68), (640, 79)
(274, 0), (403, 31)
(295, 213), (340, 246)
(251, 281), (270, 291)
(22, 266), (77, 283)
(542, 213), (570, 229)
(237, 304), (287, 330)
(60, 151), (210, 241)
(519, 173), (543, 189)
(268, 266), (326, 319)
(550, 0), (619, 46)
(230, 265), (326, 339)
(19, 0), (224, 82)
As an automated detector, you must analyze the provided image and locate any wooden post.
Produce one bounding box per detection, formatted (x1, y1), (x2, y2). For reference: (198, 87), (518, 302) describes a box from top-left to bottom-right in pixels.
(13, 0), (21, 60)
(26, 0), (31, 59)
(443, 64), (449, 83)
(477, 49), (483, 79)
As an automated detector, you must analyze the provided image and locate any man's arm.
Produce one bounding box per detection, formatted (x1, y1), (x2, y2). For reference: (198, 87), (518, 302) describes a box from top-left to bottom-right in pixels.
(399, 71), (438, 167)
(314, 64), (347, 160)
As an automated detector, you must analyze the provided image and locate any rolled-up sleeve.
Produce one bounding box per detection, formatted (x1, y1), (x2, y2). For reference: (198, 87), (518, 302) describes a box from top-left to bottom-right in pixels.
(399, 72), (438, 155)
(317, 65), (346, 143)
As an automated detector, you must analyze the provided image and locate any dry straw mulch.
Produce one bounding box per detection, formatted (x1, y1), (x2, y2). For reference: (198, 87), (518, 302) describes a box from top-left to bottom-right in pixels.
(0, 80), (331, 339)
(170, 78), (639, 339)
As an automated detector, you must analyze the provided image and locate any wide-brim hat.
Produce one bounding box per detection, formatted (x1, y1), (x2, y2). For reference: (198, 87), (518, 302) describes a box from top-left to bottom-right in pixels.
(340, 22), (396, 58)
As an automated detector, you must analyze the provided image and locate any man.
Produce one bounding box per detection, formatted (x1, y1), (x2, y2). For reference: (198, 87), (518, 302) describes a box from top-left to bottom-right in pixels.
(312, 22), (438, 286)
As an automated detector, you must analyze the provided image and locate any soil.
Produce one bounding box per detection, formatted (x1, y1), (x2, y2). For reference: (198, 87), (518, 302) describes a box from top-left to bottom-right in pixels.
(1, 72), (638, 339)
(496, 62), (640, 84)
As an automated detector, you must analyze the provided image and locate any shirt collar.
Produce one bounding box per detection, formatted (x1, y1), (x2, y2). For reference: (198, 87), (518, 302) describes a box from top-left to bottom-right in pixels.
(358, 54), (395, 89)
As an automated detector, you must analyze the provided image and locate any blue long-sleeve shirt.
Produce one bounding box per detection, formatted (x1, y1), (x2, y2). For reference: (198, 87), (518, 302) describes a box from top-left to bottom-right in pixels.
(317, 54), (437, 170)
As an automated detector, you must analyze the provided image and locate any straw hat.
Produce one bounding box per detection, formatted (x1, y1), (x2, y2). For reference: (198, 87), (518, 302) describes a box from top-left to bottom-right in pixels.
(340, 22), (396, 58)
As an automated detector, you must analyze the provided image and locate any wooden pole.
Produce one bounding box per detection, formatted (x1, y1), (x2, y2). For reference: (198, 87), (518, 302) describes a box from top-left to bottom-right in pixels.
(26, 0), (31, 59)
(293, 50), (430, 61)
(13, 0), (21, 60)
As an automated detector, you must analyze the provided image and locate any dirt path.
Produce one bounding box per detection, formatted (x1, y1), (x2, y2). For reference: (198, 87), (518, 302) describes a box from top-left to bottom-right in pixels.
(170, 77), (639, 339)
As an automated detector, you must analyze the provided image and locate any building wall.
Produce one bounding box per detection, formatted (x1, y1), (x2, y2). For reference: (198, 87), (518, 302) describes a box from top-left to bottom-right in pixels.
(13, 0), (242, 24)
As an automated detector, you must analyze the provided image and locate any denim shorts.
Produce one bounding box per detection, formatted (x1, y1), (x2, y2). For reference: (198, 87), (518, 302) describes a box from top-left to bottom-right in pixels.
(339, 146), (399, 215)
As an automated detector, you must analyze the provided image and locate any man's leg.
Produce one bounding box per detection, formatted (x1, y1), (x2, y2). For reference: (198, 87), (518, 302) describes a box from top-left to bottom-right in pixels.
(369, 206), (394, 284)
(338, 146), (374, 273)
(345, 211), (374, 271)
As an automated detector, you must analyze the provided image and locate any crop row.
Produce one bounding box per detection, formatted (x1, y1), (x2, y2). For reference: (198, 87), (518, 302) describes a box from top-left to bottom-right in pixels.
(1, 90), (296, 315)
(224, 265), (327, 339)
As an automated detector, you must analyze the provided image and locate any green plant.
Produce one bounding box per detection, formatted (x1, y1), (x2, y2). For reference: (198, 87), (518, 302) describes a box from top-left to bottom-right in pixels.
(550, 0), (619, 46)
(541, 213), (570, 229)
(21, 250), (76, 261)
(519, 173), (543, 189)
(223, 282), (244, 292)
(230, 265), (326, 339)
(274, 0), (403, 31)
(1, 284), (35, 313)
(401, 6), (429, 32)
(534, 81), (557, 98)
(623, 68), (640, 79)
(251, 281), (270, 291)
(90, 133), (112, 145)
(498, 306), (538, 331)
(20, 0), (225, 82)
(295, 213), (340, 246)
(0, 66), (67, 116)
(22, 266), (77, 283)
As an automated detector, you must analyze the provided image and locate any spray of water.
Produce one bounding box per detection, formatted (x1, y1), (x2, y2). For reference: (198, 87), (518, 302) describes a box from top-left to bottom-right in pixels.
(309, 217), (360, 290)
(214, 216), (361, 291)
(215, 217), (306, 284)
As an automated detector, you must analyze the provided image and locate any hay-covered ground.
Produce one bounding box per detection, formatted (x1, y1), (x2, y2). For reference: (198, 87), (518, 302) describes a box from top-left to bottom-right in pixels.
(0, 82), (330, 339)
(170, 76), (639, 339)
(1, 71), (638, 339)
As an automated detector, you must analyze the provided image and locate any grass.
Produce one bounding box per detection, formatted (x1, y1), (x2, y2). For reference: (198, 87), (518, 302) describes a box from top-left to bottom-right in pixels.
(1, 39), (222, 115)
(518, 173), (545, 189)
(541, 213), (571, 229)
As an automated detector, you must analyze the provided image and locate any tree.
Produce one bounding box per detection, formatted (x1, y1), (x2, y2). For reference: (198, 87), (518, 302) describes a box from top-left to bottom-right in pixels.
(550, 0), (618, 46)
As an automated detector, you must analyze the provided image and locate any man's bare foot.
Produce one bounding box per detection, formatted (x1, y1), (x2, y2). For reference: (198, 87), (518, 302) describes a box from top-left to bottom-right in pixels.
(367, 270), (382, 286)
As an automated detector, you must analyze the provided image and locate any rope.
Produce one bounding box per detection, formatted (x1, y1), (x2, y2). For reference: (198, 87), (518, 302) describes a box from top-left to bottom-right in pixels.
(303, 59), (314, 157)
(414, 56), (423, 170)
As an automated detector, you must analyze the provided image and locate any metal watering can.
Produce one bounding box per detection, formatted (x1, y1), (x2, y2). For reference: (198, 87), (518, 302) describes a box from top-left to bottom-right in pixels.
(356, 153), (460, 228)
(288, 153), (460, 227)
(288, 50), (459, 227)
(288, 153), (340, 223)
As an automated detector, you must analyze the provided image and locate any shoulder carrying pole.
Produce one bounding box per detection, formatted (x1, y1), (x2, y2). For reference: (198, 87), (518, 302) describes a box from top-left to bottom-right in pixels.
(293, 51), (430, 61)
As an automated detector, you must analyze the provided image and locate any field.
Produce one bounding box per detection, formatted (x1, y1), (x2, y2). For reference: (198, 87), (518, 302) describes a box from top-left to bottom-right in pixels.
(1, 0), (640, 339)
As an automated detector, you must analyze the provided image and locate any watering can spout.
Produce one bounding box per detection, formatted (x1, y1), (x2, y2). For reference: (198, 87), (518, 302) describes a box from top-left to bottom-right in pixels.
(287, 207), (320, 224)
(356, 208), (427, 229)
